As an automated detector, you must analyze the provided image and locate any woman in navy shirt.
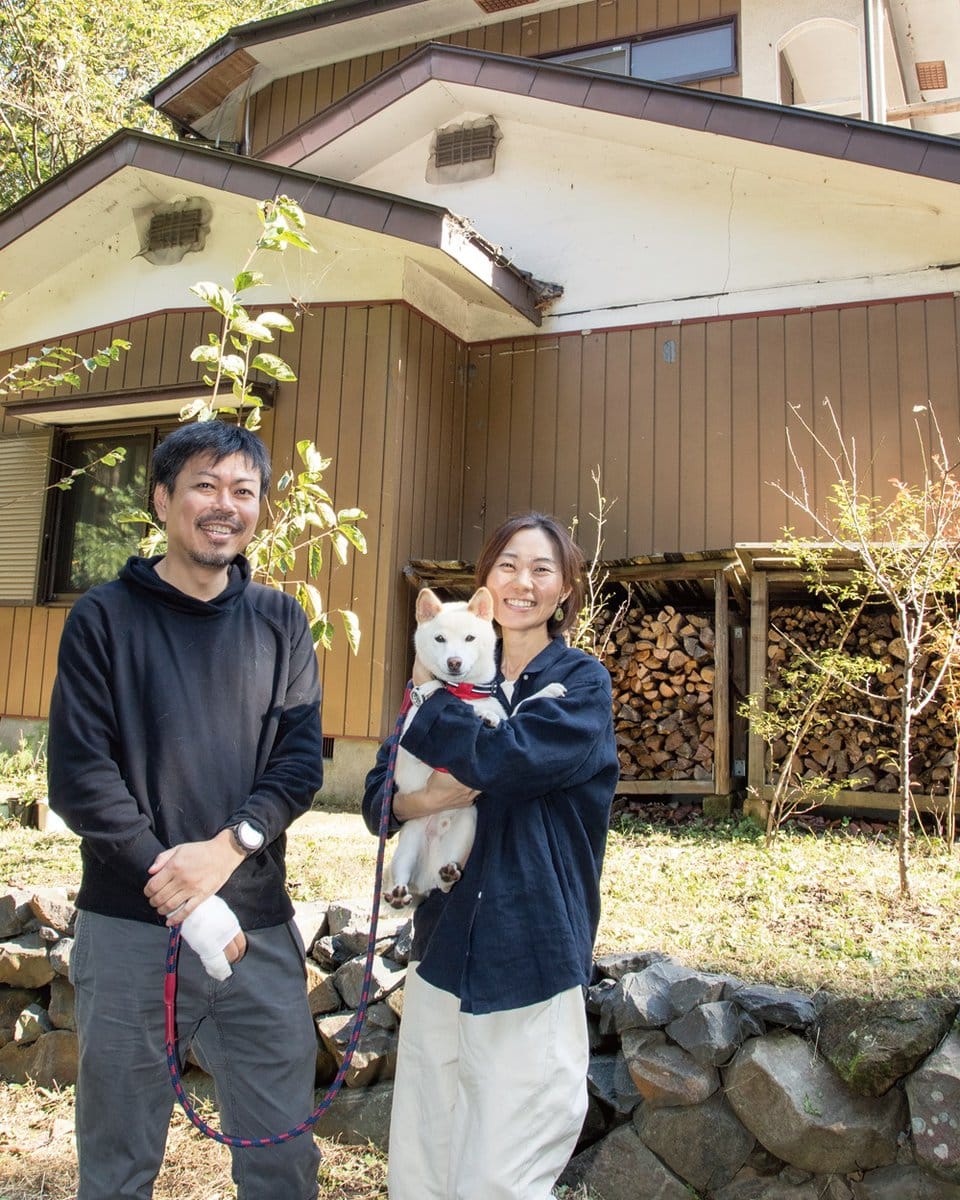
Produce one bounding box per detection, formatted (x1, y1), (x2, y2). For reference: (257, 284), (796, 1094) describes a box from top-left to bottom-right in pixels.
(363, 512), (618, 1200)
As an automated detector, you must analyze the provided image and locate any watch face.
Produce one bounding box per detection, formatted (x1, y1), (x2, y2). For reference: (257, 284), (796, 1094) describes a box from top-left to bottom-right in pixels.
(237, 821), (263, 851)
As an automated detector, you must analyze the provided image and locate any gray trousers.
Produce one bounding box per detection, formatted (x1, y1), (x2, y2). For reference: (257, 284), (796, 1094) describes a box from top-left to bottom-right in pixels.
(70, 910), (321, 1200)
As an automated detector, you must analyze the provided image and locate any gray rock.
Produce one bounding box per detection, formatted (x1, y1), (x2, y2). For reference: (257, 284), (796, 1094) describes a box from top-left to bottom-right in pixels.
(817, 997), (957, 1097)
(724, 1030), (906, 1174)
(599, 960), (726, 1034)
(304, 960), (341, 1016)
(0, 1028), (78, 1087)
(0, 986), (41, 1047)
(634, 1088), (754, 1191)
(905, 1027), (960, 1182)
(0, 889), (34, 939)
(315, 1007), (397, 1088)
(727, 984), (818, 1030)
(333, 954), (405, 1009)
(311, 1078), (393, 1152)
(325, 900), (371, 937)
(852, 1163), (960, 1198)
(384, 917), (413, 966)
(622, 1028), (719, 1107)
(593, 951), (674, 981)
(667, 999), (754, 1066)
(311, 933), (354, 970)
(711, 1176), (822, 1199)
(586, 1051), (643, 1117)
(14, 1002), (53, 1045)
(48, 976), (75, 1031)
(567, 1122), (692, 1200)
(28, 889), (74, 934)
(48, 936), (72, 977)
(290, 899), (329, 956)
(0, 934), (55, 987)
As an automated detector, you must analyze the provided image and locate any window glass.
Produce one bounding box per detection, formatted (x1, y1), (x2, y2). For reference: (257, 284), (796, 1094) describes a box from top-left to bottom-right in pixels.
(545, 20), (736, 85)
(630, 24), (736, 84)
(52, 432), (152, 594)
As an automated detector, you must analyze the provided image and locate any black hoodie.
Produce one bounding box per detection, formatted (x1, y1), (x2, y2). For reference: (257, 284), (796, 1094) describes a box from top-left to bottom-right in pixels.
(48, 555), (323, 928)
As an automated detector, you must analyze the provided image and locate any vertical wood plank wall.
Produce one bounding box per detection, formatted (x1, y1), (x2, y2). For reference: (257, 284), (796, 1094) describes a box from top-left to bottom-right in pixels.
(0, 303), (466, 732)
(460, 296), (960, 562)
(248, 0), (741, 155)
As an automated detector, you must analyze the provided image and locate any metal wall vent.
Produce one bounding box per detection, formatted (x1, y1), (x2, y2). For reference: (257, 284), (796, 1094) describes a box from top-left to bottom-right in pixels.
(436, 124), (499, 168)
(148, 208), (204, 252)
(474, 0), (537, 12)
(139, 196), (212, 266)
(427, 118), (502, 184)
(915, 60), (948, 91)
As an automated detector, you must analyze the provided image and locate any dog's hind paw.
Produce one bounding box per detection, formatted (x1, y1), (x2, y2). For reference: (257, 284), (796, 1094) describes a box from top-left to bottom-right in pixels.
(385, 884), (414, 908)
(438, 862), (463, 890)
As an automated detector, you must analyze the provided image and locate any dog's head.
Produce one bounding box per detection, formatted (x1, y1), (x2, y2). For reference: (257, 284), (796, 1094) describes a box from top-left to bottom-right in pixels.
(413, 587), (497, 685)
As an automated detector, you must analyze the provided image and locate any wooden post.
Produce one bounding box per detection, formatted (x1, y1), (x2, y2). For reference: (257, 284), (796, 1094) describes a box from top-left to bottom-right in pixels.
(713, 569), (731, 795)
(745, 569), (769, 821)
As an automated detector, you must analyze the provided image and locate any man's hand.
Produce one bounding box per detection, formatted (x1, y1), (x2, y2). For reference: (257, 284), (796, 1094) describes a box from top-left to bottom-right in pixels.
(179, 895), (246, 980)
(144, 830), (246, 925)
(393, 770), (480, 822)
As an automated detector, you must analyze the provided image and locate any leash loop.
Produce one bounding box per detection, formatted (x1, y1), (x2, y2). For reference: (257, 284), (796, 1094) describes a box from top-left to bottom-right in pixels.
(163, 690), (410, 1147)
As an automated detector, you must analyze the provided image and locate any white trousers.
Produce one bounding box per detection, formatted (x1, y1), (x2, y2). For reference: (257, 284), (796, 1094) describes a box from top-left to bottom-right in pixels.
(387, 966), (588, 1200)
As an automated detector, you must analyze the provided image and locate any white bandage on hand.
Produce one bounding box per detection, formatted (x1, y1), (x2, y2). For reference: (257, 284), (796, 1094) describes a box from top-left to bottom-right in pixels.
(179, 895), (242, 981)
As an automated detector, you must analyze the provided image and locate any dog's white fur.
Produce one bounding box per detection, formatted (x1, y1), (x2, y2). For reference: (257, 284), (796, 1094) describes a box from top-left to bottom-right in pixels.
(387, 586), (565, 907)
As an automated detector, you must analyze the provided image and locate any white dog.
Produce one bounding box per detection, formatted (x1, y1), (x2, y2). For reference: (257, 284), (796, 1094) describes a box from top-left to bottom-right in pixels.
(386, 586), (564, 908)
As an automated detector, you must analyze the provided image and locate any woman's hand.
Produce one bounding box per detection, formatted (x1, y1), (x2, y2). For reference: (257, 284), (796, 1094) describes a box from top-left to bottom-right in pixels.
(393, 770), (480, 821)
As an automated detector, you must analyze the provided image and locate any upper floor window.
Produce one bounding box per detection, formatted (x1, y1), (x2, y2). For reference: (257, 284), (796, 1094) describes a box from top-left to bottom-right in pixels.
(546, 18), (737, 86)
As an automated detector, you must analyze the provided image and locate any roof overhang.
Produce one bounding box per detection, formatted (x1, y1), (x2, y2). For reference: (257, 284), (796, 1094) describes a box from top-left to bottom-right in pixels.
(262, 41), (960, 188)
(146, 0), (587, 130)
(0, 130), (545, 348)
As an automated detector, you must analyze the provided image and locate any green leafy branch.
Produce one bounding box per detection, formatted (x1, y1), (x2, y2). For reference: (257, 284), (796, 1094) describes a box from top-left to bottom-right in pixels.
(122, 196), (368, 653)
(0, 336), (131, 397)
(184, 196), (312, 430)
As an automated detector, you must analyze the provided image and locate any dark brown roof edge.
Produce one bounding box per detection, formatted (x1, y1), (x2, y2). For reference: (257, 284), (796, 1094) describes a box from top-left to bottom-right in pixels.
(261, 41), (960, 187)
(0, 129), (543, 326)
(146, 0), (428, 111)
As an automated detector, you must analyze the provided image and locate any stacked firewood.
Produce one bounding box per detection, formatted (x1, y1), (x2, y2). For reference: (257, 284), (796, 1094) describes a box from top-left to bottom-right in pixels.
(767, 604), (956, 793)
(598, 602), (716, 781)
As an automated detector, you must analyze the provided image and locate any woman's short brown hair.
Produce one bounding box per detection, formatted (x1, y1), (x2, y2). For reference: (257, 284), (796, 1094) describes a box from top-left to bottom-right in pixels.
(474, 511), (584, 638)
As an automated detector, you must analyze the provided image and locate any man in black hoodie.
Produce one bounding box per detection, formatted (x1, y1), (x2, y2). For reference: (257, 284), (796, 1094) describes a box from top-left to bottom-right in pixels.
(48, 422), (324, 1199)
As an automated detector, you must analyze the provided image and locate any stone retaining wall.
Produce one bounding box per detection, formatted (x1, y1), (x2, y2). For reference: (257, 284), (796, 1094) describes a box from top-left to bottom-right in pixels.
(2, 887), (959, 1200)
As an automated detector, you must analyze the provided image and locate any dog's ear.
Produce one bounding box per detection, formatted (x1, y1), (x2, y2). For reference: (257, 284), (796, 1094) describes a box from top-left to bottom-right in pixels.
(416, 588), (444, 624)
(467, 586), (495, 622)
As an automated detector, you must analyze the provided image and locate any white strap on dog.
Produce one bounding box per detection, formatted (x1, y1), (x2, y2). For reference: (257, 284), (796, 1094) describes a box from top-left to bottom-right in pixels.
(179, 895), (242, 981)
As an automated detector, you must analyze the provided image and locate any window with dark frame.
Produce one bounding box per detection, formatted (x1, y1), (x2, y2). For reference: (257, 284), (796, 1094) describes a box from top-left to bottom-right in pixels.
(545, 17), (737, 86)
(46, 424), (170, 599)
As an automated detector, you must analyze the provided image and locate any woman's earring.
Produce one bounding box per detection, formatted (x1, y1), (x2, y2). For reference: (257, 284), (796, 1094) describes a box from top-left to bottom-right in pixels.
(554, 604), (565, 622)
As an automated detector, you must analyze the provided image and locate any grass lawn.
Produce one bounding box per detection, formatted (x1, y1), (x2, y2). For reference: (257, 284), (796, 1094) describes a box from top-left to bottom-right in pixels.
(0, 807), (957, 1198)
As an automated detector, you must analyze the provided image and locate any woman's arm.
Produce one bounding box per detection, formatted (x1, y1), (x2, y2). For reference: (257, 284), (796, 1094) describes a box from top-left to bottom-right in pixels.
(362, 732), (479, 835)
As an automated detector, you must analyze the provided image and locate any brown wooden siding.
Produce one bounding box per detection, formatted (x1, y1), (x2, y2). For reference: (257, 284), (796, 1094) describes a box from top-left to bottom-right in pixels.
(460, 295), (960, 563)
(0, 304), (467, 732)
(248, 0), (741, 155)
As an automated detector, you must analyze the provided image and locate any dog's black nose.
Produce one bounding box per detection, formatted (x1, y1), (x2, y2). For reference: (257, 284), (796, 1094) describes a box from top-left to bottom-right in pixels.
(447, 657), (462, 674)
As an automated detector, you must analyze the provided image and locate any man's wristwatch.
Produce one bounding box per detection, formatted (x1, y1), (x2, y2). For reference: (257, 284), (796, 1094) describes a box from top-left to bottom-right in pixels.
(230, 820), (265, 856)
(409, 679), (443, 707)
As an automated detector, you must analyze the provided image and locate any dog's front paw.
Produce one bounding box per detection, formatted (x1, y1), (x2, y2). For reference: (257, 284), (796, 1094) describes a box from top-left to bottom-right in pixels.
(541, 683), (566, 699)
(480, 712), (502, 727)
(438, 862), (463, 891)
(385, 884), (415, 908)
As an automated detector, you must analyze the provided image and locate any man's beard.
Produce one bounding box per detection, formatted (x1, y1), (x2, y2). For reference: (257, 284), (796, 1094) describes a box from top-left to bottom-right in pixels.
(187, 547), (236, 569)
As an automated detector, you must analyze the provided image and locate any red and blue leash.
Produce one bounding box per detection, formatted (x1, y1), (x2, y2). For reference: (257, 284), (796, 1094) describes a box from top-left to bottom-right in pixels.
(162, 694), (407, 1148)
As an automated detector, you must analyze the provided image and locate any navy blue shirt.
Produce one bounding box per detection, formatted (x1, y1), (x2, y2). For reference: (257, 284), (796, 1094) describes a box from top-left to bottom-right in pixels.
(363, 638), (617, 1014)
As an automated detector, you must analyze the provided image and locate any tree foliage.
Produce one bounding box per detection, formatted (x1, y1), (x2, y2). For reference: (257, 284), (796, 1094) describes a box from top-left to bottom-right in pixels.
(0, 0), (304, 210)
(775, 398), (960, 897)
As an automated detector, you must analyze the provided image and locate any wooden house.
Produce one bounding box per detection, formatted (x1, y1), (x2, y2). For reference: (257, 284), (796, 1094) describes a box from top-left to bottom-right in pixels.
(1, 0), (960, 804)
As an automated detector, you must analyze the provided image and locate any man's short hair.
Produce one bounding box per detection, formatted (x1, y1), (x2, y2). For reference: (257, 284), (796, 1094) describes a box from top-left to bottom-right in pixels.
(152, 423), (272, 498)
